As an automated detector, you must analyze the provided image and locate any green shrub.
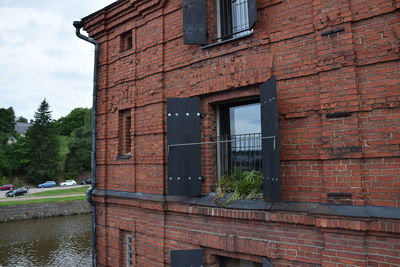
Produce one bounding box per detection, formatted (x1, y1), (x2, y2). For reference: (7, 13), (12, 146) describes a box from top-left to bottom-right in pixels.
(0, 176), (8, 185)
(11, 177), (23, 187)
(214, 170), (263, 205)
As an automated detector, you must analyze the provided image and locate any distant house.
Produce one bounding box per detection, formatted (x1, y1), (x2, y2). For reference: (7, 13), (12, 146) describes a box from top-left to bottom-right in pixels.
(7, 122), (33, 144)
(15, 122), (32, 137)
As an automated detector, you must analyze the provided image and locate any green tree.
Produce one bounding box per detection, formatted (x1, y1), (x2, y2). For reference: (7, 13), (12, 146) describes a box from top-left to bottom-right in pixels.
(6, 135), (29, 175)
(25, 100), (61, 183)
(0, 107), (16, 177)
(64, 108), (92, 178)
(54, 108), (89, 136)
(16, 116), (28, 123)
(0, 107), (16, 142)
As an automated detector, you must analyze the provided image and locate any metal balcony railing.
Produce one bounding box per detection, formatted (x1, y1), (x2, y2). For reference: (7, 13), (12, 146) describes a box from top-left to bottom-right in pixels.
(215, 133), (262, 178)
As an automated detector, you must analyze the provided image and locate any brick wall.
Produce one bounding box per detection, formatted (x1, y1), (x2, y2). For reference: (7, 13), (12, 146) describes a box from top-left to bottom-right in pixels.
(81, 0), (400, 266)
(93, 196), (400, 266)
(85, 0), (400, 205)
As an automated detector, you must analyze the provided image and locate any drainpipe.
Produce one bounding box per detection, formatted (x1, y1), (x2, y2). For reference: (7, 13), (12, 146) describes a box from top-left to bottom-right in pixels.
(73, 20), (98, 267)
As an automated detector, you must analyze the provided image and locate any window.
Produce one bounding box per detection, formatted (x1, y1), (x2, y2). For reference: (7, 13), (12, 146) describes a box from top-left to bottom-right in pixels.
(217, 0), (252, 40)
(183, 0), (257, 45)
(125, 234), (133, 267)
(120, 30), (132, 52)
(118, 109), (131, 157)
(217, 101), (262, 178)
(166, 77), (280, 200)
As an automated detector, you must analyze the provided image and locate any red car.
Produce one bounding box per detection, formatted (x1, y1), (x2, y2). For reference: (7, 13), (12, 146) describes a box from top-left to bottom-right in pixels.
(0, 184), (15, 190)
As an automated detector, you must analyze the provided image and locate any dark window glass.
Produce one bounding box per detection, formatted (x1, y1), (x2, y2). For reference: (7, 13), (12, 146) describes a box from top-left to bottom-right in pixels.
(119, 109), (131, 156)
(120, 31), (132, 52)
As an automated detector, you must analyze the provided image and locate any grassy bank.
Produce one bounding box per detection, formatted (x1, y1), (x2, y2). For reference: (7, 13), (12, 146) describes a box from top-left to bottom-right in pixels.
(30, 186), (89, 197)
(0, 196), (86, 206)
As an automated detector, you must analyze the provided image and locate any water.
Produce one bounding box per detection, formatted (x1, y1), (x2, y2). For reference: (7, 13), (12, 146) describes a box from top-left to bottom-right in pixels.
(0, 214), (92, 267)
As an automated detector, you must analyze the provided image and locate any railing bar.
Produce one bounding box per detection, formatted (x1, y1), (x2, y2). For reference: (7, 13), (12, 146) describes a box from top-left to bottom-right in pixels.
(168, 135), (275, 147)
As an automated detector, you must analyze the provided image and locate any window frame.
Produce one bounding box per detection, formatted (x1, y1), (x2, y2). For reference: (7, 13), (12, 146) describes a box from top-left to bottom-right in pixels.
(216, 99), (261, 179)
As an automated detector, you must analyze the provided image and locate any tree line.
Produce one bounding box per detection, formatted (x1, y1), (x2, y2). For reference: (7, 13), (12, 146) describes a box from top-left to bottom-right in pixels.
(0, 99), (92, 185)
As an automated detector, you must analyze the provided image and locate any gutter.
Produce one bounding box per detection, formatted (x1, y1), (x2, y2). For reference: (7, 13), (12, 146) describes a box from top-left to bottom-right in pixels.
(73, 20), (99, 267)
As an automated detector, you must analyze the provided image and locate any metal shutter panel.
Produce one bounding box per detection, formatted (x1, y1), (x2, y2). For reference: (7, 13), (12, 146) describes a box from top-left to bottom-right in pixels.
(183, 0), (207, 45)
(261, 76), (281, 201)
(167, 97), (202, 196)
(171, 249), (204, 267)
(247, 0), (258, 29)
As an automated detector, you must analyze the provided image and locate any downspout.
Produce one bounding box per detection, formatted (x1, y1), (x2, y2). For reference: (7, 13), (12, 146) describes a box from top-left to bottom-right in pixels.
(73, 20), (98, 267)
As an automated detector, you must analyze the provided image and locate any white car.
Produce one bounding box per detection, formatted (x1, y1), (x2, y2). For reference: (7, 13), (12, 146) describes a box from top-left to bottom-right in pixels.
(59, 180), (77, 187)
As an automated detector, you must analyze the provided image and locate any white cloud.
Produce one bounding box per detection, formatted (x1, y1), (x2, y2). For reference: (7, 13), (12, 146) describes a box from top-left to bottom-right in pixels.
(0, 0), (115, 120)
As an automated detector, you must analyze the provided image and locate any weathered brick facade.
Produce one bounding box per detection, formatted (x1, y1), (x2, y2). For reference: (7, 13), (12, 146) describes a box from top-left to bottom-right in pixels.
(81, 0), (400, 266)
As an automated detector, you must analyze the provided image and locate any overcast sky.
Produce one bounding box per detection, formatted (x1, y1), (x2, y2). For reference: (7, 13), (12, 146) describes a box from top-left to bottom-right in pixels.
(0, 0), (116, 121)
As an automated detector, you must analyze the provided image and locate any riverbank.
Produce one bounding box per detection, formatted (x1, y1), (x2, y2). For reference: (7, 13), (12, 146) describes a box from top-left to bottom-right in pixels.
(0, 199), (90, 222)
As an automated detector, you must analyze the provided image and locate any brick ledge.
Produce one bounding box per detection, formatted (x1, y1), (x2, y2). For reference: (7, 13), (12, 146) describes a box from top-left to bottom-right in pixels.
(92, 189), (400, 220)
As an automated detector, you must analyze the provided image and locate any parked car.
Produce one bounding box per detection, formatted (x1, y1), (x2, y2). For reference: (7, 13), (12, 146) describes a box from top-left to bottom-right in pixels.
(59, 180), (77, 187)
(0, 184), (15, 190)
(81, 178), (92, 185)
(38, 181), (56, 188)
(6, 187), (28, 197)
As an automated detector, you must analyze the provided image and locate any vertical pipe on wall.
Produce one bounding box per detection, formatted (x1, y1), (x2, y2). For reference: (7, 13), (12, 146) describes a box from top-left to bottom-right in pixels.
(73, 20), (99, 267)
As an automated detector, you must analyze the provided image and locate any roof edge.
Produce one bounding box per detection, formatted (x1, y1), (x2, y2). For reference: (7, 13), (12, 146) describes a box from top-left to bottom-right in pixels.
(81, 0), (126, 22)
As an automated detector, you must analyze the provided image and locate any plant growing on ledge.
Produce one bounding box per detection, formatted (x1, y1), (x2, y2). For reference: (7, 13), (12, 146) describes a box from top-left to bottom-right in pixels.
(214, 170), (263, 206)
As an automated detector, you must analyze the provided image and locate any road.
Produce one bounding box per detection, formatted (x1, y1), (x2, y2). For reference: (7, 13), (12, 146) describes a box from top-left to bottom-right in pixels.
(0, 185), (88, 199)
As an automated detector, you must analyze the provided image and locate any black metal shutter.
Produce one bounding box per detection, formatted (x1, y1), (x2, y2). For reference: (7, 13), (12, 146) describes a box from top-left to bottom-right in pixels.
(247, 0), (258, 29)
(171, 249), (204, 267)
(263, 257), (273, 267)
(183, 0), (207, 45)
(167, 98), (202, 196)
(261, 76), (280, 201)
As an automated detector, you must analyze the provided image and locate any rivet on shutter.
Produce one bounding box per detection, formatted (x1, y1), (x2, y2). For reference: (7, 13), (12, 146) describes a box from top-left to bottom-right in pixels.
(175, 113), (179, 116)
(169, 177), (172, 180)
(196, 112), (200, 116)
(186, 113), (190, 116)
(188, 177), (191, 180)
(177, 177), (180, 180)
(168, 113), (171, 117)
(198, 177), (201, 180)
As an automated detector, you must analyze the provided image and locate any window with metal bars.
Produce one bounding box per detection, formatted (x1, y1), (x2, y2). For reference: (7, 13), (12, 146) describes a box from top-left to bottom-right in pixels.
(183, 0), (257, 45)
(217, 101), (261, 178)
(126, 234), (133, 267)
(166, 76), (280, 200)
(217, 0), (251, 41)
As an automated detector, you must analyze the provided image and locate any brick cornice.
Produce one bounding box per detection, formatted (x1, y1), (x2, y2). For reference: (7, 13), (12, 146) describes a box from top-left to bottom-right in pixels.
(92, 189), (400, 235)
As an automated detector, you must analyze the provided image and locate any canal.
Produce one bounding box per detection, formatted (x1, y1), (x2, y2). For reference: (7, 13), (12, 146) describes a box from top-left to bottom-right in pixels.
(0, 214), (91, 267)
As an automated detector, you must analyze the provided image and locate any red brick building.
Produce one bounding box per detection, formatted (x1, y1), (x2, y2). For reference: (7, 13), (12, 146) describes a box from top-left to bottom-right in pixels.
(77, 0), (400, 266)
